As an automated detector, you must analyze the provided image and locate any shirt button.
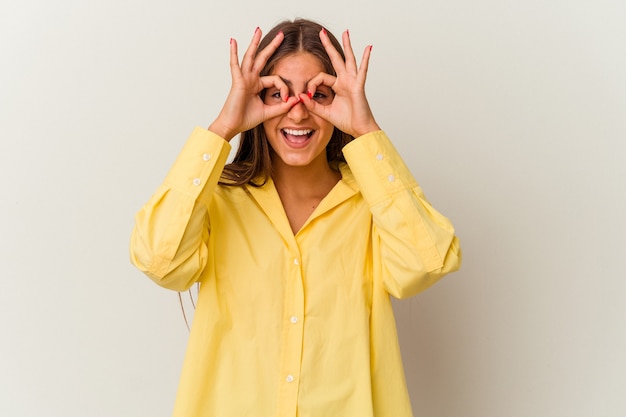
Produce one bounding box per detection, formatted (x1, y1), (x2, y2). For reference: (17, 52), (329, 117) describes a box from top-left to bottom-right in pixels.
(387, 174), (395, 182)
(192, 178), (201, 186)
(376, 153), (384, 160)
(203, 153), (211, 161)
(290, 316), (298, 324)
(286, 375), (294, 383)
(293, 258), (299, 266)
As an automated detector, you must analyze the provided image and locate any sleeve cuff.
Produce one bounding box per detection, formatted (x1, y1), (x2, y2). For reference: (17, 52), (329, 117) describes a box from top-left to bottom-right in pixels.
(163, 127), (232, 199)
(342, 131), (418, 206)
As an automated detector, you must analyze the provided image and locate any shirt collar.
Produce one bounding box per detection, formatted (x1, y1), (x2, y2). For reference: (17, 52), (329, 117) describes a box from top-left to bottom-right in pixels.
(244, 163), (360, 237)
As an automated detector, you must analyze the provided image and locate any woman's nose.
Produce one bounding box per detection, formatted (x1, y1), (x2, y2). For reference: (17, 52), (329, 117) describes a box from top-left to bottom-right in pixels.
(287, 98), (309, 122)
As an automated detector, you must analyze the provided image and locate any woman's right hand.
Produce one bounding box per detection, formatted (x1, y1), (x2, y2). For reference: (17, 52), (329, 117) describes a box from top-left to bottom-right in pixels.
(208, 28), (300, 141)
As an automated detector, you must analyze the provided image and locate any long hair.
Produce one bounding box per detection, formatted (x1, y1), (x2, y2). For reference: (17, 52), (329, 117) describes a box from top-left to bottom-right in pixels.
(219, 19), (355, 186)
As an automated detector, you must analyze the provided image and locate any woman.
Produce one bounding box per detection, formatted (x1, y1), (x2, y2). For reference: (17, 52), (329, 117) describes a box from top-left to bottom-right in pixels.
(130, 18), (461, 417)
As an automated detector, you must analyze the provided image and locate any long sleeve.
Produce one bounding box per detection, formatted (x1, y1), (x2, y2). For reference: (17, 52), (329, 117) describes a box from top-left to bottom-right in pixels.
(342, 130), (462, 299)
(129, 127), (232, 291)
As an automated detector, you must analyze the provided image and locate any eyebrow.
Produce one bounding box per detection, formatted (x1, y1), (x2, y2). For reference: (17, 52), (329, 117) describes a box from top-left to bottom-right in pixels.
(278, 76), (321, 87)
(279, 76), (302, 88)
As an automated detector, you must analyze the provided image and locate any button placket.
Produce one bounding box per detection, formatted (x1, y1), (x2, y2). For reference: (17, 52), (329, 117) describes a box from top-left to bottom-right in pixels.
(277, 247), (304, 414)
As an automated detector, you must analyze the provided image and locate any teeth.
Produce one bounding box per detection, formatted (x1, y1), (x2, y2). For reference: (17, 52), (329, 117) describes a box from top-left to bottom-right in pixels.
(283, 128), (312, 136)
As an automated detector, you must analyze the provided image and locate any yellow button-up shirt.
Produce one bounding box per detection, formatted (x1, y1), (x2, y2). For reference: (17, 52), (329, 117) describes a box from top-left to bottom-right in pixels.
(130, 128), (461, 417)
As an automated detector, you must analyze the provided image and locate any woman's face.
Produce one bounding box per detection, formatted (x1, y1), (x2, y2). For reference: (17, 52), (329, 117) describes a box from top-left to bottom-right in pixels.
(263, 52), (335, 170)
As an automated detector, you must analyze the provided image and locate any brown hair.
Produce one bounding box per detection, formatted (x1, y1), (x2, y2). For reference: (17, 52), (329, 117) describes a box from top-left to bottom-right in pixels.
(219, 19), (355, 186)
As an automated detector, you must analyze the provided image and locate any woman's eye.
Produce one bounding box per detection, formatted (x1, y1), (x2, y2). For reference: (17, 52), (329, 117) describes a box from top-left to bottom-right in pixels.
(264, 90), (283, 104)
(312, 90), (332, 104)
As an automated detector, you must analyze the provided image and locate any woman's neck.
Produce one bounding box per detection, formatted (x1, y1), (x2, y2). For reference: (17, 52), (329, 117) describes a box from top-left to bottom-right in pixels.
(271, 157), (340, 200)
(271, 157), (341, 234)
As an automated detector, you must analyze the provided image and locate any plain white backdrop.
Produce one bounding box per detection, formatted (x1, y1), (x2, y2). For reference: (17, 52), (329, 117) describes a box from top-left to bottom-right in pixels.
(1, 0), (625, 416)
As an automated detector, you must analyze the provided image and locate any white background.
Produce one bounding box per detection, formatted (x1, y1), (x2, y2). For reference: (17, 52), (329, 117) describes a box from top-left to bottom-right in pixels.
(1, 0), (625, 416)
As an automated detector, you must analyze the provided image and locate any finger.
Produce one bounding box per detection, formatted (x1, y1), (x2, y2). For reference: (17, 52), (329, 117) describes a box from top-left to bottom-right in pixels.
(229, 38), (241, 81)
(298, 92), (321, 115)
(251, 30), (284, 74)
(263, 96), (301, 120)
(298, 93), (332, 123)
(342, 30), (358, 74)
(259, 74), (290, 101)
(306, 72), (338, 95)
(319, 28), (346, 75)
(357, 45), (373, 84)
(240, 27), (262, 73)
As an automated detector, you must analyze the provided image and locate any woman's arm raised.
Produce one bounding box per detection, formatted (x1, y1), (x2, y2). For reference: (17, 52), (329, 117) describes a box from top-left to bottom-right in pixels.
(130, 129), (231, 291)
(131, 27), (298, 290)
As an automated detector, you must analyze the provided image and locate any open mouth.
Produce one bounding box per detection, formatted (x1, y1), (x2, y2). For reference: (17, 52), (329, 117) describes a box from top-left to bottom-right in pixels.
(281, 128), (314, 146)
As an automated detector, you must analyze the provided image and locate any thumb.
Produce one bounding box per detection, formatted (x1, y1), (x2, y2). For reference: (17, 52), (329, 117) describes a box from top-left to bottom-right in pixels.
(264, 96), (301, 119)
(298, 93), (324, 118)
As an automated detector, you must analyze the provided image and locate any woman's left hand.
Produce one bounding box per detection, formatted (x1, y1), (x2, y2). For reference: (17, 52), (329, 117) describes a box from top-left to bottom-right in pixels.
(298, 29), (380, 138)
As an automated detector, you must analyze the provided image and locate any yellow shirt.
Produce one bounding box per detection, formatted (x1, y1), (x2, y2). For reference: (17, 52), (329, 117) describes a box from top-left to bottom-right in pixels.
(130, 128), (462, 417)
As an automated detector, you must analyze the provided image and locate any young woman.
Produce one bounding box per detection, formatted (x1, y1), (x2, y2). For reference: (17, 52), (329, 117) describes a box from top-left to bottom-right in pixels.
(131, 18), (461, 417)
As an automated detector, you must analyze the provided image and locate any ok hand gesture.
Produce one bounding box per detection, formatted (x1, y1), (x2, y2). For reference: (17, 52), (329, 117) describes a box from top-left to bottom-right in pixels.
(298, 29), (380, 138)
(209, 28), (300, 141)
